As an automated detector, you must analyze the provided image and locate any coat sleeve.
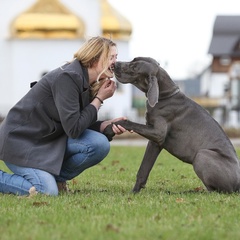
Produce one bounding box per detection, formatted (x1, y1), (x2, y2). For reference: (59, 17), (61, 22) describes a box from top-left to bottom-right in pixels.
(88, 121), (103, 132)
(51, 72), (97, 139)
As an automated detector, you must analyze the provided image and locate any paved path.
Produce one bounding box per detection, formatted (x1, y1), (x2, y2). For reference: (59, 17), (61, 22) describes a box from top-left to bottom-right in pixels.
(110, 138), (148, 146)
(111, 138), (240, 147)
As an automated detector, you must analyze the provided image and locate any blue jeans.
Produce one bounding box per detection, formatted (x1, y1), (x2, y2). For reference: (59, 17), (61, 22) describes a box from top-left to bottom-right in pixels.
(0, 130), (110, 196)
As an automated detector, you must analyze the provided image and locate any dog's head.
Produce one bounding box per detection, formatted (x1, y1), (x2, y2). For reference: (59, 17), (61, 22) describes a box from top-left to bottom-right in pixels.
(114, 57), (160, 107)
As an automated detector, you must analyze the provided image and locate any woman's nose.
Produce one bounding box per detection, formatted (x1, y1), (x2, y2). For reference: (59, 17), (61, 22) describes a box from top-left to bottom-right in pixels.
(113, 56), (118, 62)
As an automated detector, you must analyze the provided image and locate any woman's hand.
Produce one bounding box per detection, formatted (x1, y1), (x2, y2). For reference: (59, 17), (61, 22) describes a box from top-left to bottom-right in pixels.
(100, 117), (131, 135)
(97, 79), (116, 101)
(90, 79), (117, 110)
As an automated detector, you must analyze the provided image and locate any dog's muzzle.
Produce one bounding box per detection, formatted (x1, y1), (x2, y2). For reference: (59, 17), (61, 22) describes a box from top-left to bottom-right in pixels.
(113, 63), (121, 78)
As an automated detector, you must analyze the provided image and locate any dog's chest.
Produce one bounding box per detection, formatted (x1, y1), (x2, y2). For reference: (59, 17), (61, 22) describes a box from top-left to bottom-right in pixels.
(145, 108), (159, 125)
(145, 103), (173, 126)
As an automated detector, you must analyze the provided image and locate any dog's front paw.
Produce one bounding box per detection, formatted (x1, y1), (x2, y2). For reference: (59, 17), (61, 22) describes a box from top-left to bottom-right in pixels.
(103, 124), (115, 141)
(132, 188), (140, 194)
(132, 183), (145, 193)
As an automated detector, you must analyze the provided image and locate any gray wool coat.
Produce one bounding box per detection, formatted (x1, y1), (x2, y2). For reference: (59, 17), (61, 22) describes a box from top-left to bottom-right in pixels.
(0, 59), (102, 175)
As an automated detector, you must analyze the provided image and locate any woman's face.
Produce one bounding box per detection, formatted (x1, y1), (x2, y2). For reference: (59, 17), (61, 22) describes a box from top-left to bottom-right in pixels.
(96, 46), (118, 79)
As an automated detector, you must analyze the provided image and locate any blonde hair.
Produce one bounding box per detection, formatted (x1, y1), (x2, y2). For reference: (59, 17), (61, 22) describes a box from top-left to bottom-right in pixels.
(74, 36), (117, 97)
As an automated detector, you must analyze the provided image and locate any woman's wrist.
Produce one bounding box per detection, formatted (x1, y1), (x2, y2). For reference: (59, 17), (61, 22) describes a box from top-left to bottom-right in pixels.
(100, 120), (111, 132)
(90, 95), (104, 111)
(94, 95), (104, 104)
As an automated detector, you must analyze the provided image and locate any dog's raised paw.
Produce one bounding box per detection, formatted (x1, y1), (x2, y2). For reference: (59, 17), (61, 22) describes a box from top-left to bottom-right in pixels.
(103, 124), (115, 141)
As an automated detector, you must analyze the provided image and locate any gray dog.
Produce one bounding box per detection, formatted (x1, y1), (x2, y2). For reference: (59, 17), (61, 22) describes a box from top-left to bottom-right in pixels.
(103, 57), (240, 193)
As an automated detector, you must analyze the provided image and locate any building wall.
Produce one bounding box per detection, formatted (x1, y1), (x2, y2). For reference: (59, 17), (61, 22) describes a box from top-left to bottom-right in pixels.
(211, 57), (240, 73)
(0, 0), (132, 120)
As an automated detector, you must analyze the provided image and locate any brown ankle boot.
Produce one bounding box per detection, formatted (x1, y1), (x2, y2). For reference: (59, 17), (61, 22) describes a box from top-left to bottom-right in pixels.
(57, 181), (69, 193)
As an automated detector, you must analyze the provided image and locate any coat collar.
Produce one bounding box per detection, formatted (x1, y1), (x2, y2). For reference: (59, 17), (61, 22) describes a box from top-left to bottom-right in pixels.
(60, 59), (90, 89)
(80, 62), (89, 89)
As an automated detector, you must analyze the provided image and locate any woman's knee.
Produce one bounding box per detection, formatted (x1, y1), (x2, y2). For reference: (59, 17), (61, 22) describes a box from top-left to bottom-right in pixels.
(91, 132), (110, 159)
(28, 169), (59, 196)
(65, 130), (110, 168)
(5, 162), (59, 196)
(95, 132), (110, 149)
(37, 182), (58, 196)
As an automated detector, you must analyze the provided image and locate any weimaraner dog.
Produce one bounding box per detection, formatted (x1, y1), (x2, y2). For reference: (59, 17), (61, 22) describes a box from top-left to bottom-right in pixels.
(103, 57), (240, 193)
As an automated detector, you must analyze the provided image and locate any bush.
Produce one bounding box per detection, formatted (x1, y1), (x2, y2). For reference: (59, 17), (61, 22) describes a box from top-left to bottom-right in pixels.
(224, 127), (240, 138)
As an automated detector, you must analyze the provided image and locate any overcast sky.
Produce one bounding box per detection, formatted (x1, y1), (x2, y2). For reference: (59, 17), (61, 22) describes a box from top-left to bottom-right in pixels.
(109, 0), (240, 79)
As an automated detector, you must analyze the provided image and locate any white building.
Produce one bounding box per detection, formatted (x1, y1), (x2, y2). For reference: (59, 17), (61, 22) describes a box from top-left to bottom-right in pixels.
(0, 0), (135, 120)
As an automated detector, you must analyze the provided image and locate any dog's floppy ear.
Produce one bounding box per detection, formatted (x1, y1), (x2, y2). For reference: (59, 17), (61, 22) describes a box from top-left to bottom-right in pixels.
(147, 75), (159, 107)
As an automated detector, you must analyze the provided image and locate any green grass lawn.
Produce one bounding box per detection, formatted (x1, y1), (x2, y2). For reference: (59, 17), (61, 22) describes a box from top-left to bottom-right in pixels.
(1, 146), (240, 240)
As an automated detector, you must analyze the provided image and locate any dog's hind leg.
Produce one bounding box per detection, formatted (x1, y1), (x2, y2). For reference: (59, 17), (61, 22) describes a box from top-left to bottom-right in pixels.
(192, 149), (240, 193)
(132, 140), (162, 193)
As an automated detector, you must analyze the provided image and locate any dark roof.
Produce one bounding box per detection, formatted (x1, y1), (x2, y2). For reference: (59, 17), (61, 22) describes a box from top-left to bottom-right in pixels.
(208, 15), (240, 56)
